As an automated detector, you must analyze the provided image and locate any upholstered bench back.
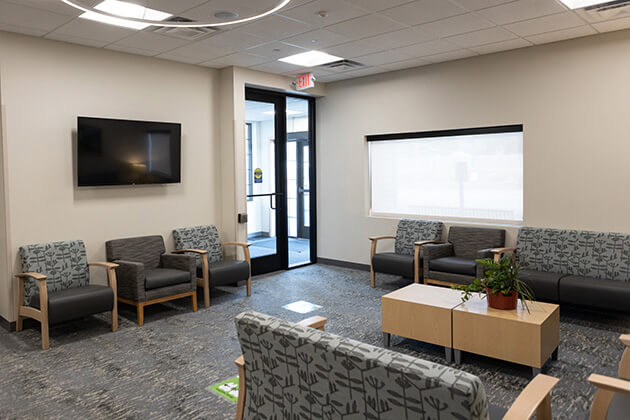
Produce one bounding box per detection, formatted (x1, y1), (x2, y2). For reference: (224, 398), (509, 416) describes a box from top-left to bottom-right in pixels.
(394, 219), (443, 255)
(235, 311), (489, 420)
(517, 227), (630, 281)
(19, 240), (90, 305)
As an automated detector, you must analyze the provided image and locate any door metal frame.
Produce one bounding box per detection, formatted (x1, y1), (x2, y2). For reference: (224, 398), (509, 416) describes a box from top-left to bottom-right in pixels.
(245, 87), (317, 274)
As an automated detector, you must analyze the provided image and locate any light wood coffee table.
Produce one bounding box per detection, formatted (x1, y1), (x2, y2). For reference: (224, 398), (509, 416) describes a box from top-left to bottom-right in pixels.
(452, 294), (560, 376)
(381, 284), (464, 362)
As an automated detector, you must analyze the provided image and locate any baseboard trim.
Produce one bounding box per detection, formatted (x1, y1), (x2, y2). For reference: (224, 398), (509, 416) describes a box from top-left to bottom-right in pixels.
(318, 257), (370, 272)
(0, 314), (15, 332)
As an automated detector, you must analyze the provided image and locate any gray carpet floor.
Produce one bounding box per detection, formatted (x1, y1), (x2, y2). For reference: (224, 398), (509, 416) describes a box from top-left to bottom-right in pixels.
(1, 263), (628, 419)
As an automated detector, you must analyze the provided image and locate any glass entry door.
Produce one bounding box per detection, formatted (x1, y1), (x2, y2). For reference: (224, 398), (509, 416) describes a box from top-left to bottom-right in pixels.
(246, 89), (316, 275)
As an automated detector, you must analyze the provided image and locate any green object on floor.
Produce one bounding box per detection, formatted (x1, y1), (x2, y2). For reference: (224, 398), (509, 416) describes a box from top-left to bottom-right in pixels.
(208, 376), (239, 403)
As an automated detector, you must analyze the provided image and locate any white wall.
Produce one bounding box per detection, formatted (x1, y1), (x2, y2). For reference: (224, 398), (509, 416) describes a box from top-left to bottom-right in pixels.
(0, 31), (222, 322)
(317, 29), (630, 265)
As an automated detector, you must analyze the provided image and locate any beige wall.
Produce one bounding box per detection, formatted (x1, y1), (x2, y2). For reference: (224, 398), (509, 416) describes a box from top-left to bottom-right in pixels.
(317, 29), (630, 265)
(0, 32), (222, 322)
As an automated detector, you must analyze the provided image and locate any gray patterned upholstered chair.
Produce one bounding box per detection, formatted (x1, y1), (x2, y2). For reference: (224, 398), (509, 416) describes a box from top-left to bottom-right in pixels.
(423, 226), (506, 286)
(233, 311), (559, 420)
(106, 235), (196, 326)
(369, 219), (443, 287)
(589, 334), (630, 419)
(173, 225), (251, 308)
(15, 240), (118, 350)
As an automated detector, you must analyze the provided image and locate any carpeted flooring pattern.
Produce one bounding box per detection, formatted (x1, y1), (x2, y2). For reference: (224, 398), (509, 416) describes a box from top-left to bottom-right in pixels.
(1, 264), (629, 419)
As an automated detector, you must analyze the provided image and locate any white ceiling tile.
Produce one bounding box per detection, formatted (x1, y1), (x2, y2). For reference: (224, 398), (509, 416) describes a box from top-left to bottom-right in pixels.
(203, 29), (267, 51)
(247, 41), (308, 60)
(381, 0), (467, 26)
(250, 61), (304, 74)
(503, 12), (585, 37)
(106, 44), (157, 56)
(240, 14), (314, 40)
(479, 0), (567, 25)
(380, 56), (431, 70)
(323, 39), (385, 58)
(5, 0), (83, 16)
(470, 37), (532, 54)
(446, 26), (516, 48)
(111, 31), (191, 53)
(0, 22), (47, 37)
(343, 0), (416, 13)
(200, 52), (269, 68)
(155, 53), (205, 64)
(0, 1), (74, 32)
(164, 37), (233, 60)
(282, 29), (350, 49)
(423, 48), (477, 63)
(138, 0), (207, 15)
(179, 0), (281, 22)
(415, 11), (495, 38)
(592, 16), (630, 33)
(525, 25), (597, 45)
(280, 0), (368, 27)
(51, 18), (136, 43)
(324, 13), (406, 39)
(45, 32), (109, 48)
(354, 49), (413, 66)
(394, 39), (460, 57)
(359, 27), (438, 51)
(451, 0), (516, 11)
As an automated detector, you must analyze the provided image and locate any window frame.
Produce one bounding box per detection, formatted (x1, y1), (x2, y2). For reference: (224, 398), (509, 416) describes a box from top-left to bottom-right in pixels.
(366, 124), (524, 226)
(246, 122), (253, 201)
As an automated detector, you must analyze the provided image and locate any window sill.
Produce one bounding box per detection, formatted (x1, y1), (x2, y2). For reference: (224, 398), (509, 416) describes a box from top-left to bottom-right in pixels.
(368, 212), (523, 228)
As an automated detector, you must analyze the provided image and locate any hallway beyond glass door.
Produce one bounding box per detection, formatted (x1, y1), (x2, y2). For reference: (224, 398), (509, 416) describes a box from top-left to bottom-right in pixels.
(245, 89), (316, 275)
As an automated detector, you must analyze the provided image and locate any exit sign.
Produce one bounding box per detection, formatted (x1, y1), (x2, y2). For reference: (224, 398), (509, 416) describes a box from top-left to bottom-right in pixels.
(295, 73), (315, 91)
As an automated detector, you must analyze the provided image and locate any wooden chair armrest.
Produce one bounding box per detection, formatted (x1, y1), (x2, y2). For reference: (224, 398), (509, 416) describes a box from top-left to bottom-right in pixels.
(490, 247), (516, 255)
(368, 236), (395, 242)
(235, 355), (244, 368)
(589, 374), (630, 395)
(296, 315), (328, 331)
(620, 334), (630, 347)
(414, 240), (442, 247)
(503, 374), (559, 420)
(16, 272), (47, 281)
(88, 262), (119, 269)
(223, 242), (252, 248)
(173, 248), (208, 254)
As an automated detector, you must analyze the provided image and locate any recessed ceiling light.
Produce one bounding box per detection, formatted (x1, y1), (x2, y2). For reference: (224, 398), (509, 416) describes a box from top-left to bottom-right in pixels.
(279, 50), (342, 67)
(214, 11), (239, 20)
(557, 0), (610, 9)
(79, 0), (171, 30)
(61, 0), (293, 28)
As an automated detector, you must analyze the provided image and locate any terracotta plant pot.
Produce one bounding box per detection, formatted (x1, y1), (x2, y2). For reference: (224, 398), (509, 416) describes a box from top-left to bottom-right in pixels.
(487, 289), (518, 310)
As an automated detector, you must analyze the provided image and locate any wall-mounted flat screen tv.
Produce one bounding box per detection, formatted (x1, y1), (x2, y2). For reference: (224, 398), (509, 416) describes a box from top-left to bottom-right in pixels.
(77, 117), (181, 186)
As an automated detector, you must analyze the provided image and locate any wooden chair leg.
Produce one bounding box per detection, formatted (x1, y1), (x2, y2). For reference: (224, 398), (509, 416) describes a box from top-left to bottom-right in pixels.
(16, 278), (24, 332)
(246, 276), (252, 297)
(41, 321), (49, 350)
(202, 278), (210, 308)
(137, 303), (144, 327)
(370, 268), (375, 288)
(111, 304), (118, 332)
(536, 395), (552, 420)
(235, 356), (246, 420)
(192, 291), (198, 312)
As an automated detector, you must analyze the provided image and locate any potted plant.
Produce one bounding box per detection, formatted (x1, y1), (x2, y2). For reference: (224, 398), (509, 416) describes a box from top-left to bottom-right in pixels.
(453, 257), (535, 311)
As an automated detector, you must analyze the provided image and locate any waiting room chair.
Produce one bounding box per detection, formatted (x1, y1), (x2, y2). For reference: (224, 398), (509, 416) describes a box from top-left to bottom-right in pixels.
(423, 226), (506, 287)
(15, 240), (118, 350)
(589, 334), (630, 419)
(369, 219), (443, 287)
(234, 311), (559, 420)
(173, 225), (251, 308)
(106, 235), (196, 326)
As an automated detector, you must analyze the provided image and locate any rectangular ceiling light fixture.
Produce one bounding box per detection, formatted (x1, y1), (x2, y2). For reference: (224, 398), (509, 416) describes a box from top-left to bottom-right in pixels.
(557, 0), (612, 9)
(279, 51), (342, 67)
(80, 0), (172, 30)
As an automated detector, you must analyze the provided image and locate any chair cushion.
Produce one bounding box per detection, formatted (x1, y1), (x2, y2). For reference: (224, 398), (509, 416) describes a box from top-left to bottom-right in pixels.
(517, 269), (563, 302)
(31, 285), (114, 325)
(205, 260), (250, 287)
(394, 219), (443, 256)
(448, 226), (505, 259)
(608, 392), (630, 419)
(106, 235), (165, 269)
(560, 275), (630, 313)
(173, 225), (223, 265)
(145, 268), (191, 290)
(430, 257), (477, 276)
(372, 252), (415, 279)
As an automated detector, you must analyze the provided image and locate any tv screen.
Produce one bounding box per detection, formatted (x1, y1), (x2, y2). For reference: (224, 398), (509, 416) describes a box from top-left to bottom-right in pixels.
(77, 117), (181, 186)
